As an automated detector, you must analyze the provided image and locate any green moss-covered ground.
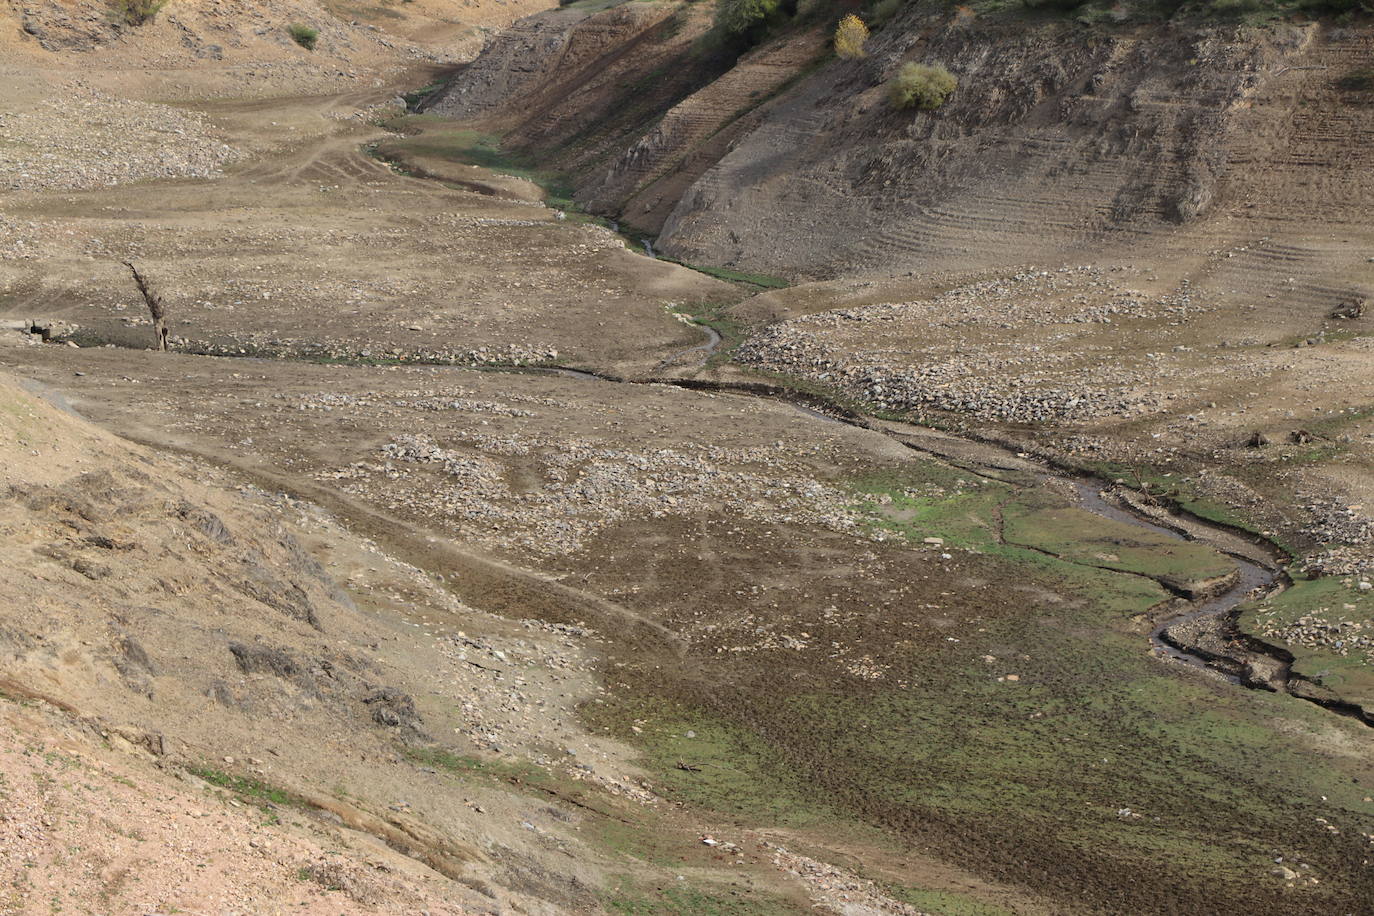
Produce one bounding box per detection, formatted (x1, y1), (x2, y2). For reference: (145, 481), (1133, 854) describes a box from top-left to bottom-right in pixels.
(579, 454), (1374, 914)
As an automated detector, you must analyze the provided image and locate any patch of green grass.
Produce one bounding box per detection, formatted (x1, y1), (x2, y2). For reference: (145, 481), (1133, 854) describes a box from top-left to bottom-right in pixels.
(585, 694), (832, 826)
(189, 767), (303, 810)
(287, 23), (320, 51)
(603, 875), (801, 915)
(848, 465), (1181, 615)
(404, 746), (552, 785)
(592, 810), (765, 870)
(601, 658), (1364, 905)
(1002, 499), (1237, 589)
(402, 80), (446, 112)
(658, 258), (790, 289)
(596, 819), (698, 867)
(851, 465), (1011, 548)
(374, 119), (577, 205)
(405, 747), (491, 773)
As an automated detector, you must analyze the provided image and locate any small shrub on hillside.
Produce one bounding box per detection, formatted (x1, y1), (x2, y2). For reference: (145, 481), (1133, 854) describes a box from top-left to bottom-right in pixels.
(869, 0), (904, 24)
(1337, 67), (1374, 92)
(834, 14), (870, 58)
(110, 0), (168, 25)
(713, 0), (783, 36)
(888, 62), (957, 110)
(288, 23), (319, 51)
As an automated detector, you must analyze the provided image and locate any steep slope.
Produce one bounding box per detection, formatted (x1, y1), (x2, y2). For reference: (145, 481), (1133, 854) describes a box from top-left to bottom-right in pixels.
(581, 26), (828, 234)
(429, 3), (1373, 287)
(425, 0), (737, 197)
(656, 14), (1316, 277)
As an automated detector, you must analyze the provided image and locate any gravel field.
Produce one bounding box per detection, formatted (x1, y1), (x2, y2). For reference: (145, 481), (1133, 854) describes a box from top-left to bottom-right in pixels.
(0, 88), (239, 191)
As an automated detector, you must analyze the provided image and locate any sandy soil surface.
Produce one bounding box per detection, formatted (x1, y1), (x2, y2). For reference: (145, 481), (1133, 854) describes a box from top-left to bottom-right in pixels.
(0, 97), (729, 375)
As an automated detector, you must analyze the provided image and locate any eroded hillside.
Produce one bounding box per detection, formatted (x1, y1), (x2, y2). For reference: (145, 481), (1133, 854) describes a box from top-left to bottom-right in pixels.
(434, 2), (1373, 284)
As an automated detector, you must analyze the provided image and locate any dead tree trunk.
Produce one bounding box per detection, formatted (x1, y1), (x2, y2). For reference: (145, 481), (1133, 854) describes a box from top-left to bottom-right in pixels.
(123, 260), (169, 351)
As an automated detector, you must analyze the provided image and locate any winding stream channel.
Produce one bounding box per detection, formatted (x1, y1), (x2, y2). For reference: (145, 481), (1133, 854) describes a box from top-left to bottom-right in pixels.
(535, 319), (1335, 714)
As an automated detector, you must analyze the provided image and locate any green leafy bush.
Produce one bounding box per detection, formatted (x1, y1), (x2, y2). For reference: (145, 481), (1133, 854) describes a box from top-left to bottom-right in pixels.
(287, 23), (319, 51)
(887, 62), (957, 110)
(110, 0), (168, 25)
(713, 0), (783, 36)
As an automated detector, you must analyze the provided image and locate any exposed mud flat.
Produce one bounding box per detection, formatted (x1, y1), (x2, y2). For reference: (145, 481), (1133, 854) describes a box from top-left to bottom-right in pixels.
(5, 0), (1374, 913)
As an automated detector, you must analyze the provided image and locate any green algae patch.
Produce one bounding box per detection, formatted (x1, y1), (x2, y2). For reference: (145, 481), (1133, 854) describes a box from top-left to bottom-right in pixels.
(585, 694), (834, 828)
(849, 464), (1175, 617)
(371, 117), (577, 206)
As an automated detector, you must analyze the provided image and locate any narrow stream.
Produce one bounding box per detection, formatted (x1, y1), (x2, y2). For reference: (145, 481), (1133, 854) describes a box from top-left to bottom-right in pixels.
(1068, 480), (1276, 678)
(658, 323), (721, 368)
(56, 238), (1290, 695)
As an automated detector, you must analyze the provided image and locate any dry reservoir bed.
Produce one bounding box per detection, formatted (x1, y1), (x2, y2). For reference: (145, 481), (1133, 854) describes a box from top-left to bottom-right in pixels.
(6, 344), (1374, 914)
